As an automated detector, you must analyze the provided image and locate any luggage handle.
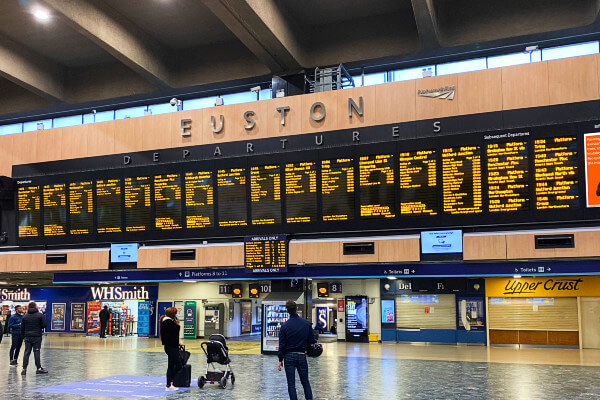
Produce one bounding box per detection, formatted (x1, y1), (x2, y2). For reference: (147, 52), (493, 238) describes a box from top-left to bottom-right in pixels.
(179, 344), (186, 351)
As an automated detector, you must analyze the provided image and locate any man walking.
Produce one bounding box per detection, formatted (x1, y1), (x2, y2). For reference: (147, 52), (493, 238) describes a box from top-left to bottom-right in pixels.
(99, 305), (110, 338)
(277, 300), (315, 400)
(8, 305), (24, 366)
(20, 302), (48, 375)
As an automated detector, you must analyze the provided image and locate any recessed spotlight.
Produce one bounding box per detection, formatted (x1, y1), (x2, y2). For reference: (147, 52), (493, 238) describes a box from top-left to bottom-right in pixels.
(33, 8), (50, 21)
(513, 275), (522, 279)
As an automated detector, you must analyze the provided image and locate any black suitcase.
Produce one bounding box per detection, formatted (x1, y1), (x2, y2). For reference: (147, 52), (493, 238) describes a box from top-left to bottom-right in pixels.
(173, 364), (191, 388)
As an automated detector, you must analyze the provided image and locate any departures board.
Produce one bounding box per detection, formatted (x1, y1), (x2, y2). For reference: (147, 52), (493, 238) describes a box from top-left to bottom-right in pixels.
(14, 124), (598, 245)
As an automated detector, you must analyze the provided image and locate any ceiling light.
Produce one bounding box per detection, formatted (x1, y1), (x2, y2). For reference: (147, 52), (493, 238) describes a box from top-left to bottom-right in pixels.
(387, 276), (397, 280)
(33, 8), (50, 21)
(183, 280), (196, 283)
(0, 281), (8, 285)
(513, 275), (522, 279)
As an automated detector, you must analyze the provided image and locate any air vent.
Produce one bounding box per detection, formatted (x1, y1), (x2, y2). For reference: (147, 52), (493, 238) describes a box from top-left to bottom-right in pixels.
(343, 242), (375, 255)
(46, 253), (67, 264)
(535, 234), (574, 249)
(170, 249), (196, 261)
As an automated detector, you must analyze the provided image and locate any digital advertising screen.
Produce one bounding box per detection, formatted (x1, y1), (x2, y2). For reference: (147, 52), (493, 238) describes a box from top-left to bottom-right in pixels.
(381, 299), (395, 324)
(345, 296), (368, 342)
(420, 230), (463, 254)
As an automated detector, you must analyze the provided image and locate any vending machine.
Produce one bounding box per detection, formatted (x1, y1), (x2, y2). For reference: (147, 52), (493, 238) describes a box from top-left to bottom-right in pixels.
(261, 301), (302, 355)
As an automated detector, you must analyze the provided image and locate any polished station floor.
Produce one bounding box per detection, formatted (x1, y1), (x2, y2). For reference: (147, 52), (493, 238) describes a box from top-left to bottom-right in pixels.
(2, 335), (600, 399)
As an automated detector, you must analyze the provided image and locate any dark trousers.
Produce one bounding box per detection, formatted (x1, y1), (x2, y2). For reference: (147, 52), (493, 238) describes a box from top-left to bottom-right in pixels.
(100, 321), (108, 337)
(284, 353), (313, 400)
(164, 345), (182, 386)
(10, 333), (23, 361)
(23, 337), (42, 370)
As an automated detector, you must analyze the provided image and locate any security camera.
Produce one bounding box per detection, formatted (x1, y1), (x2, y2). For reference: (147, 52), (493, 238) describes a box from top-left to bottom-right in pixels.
(170, 98), (179, 107)
(250, 85), (261, 93)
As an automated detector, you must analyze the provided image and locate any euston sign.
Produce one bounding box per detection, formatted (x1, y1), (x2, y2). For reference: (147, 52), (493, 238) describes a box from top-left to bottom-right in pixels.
(90, 286), (150, 301)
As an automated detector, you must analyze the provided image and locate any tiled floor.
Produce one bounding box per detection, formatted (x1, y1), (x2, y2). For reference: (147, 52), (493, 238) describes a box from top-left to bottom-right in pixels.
(3, 335), (600, 399)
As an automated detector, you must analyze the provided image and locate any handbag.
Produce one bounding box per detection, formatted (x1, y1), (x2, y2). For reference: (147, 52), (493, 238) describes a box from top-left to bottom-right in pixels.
(179, 345), (191, 365)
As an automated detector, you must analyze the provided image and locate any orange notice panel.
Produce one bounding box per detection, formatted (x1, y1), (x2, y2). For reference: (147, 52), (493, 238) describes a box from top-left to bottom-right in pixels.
(585, 132), (600, 207)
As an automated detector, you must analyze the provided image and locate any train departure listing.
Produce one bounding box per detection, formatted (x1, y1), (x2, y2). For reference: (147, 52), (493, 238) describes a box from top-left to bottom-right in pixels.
(359, 154), (395, 218)
(244, 235), (287, 272)
(218, 168), (247, 227)
(43, 183), (67, 236)
(487, 141), (529, 212)
(534, 136), (579, 210)
(96, 179), (122, 233)
(69, 181), (94, 234)
(285, 162), (317, 223)
(154, 174), (182, 230)
(322, 158), (354, 221)
(18, 186), (41, 238)
(399, 150), (437, 215)
(185, 171), (213, 229)
(250, 165), (281, 225)
(442, 146), (483, 215)
(125, 176), (152, 232)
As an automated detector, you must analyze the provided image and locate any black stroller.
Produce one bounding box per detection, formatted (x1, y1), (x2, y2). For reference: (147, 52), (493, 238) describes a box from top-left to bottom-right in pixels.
(197, 334), (235, 389)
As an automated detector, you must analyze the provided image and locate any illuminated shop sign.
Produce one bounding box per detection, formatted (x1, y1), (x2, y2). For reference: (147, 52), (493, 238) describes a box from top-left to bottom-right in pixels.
(90, 286), (150, 301)
(0, 288), (31, 301)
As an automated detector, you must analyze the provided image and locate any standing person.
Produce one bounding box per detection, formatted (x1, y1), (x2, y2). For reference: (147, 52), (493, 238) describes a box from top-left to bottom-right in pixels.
(99, 305), (110, 338)
(160, 307), (182, 391)
(277, 300), (315, 400)
(8, 305), (25, 366)
(20, 302), (48, 375)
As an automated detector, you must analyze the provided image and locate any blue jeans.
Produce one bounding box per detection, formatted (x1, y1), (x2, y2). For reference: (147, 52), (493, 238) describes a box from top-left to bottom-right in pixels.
(284, 353), (312, 400)
(10, 333), (23, 361)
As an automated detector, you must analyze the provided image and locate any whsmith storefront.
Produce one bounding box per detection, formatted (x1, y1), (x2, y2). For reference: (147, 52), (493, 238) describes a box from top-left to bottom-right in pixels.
(486, 276), (600, 348)
(0, 286), (158, 337)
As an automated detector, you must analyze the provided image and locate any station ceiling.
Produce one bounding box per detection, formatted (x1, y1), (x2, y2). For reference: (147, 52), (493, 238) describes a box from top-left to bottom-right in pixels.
(0, 0), (599, 118)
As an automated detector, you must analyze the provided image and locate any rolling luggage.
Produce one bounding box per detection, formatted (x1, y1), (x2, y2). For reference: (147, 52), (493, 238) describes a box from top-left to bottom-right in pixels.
(173, 364), (192, 388)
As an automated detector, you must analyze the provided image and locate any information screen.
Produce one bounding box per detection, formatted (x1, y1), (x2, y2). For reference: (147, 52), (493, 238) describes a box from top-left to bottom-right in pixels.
(285, 162), (317, 223)
(69, 181), (94, 235)
(534, 136), (579, 210)
(124, 176), (152, 232)
(250, 164), (281, 225)
(442, 146), (483, 215)
(17, 185), (41, 238)
(244, 235), (287, 273)
(322, 158), (354, 221)
(96, 179), (122, 233)
(154, 174), (182, 230)
(399, 150), (437, 215)
(218, 168), (247, 227)
(381, 299), (395, 323)
(185, 171), (213, 228)
(43, 183), (67, 236)
(110, 243), (138, 263)
(359, 154), (395, 218)
(421, 230), (463, 254)
(487, 141), (529, 212)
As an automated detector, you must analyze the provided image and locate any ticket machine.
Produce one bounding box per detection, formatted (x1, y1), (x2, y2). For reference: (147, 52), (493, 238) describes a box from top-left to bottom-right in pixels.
(204, 304), (224, 337)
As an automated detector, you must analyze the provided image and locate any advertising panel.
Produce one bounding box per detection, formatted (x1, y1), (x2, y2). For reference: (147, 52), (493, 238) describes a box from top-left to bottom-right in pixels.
(86, 301), (102, 335)
(381, 299), (395, 323)
(345, 296), (368, 342)
(456, 297), (485, 331)
(51, 303), (66, 331)
(70, 303), (85, 332)
(241, 300), (252, 334)
(137, 301), (150, 337)
(183, 301), (196, 339)
(316, 306), (328, 330)
(585, 132), (600, 207)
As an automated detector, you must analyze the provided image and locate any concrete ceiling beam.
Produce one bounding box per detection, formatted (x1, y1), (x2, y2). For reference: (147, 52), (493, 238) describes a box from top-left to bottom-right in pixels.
(0, 34), (65, 103)
(201, 0), (305, 73)
(41, 0), (171, 89)
(411, 0), (441, 50)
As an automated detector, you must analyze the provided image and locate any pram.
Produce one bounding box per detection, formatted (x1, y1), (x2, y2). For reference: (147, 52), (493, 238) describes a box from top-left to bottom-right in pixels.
(197, 334), (235, 389)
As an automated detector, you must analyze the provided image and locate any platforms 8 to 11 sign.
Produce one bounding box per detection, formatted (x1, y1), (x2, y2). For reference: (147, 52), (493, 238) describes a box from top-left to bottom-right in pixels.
(244, 235), (288, 273)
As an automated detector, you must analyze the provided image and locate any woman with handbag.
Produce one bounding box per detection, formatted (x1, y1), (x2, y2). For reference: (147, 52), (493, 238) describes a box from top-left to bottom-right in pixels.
(160, 307), (182, 391)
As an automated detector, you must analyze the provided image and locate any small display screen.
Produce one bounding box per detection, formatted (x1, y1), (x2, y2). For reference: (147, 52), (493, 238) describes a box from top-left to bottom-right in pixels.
(244, 235), (287, 273)
(420, 230), (463, 254)
(381, 299), (395, 323)
(110, 243), (138, 263)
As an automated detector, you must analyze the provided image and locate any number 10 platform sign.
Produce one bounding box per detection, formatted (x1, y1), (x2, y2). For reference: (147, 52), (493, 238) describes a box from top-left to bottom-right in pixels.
(244, 235), (288, 273)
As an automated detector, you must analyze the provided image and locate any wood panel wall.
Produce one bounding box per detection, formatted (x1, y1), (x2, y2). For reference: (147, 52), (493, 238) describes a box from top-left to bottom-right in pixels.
(0, 249), (109, 272)
(488, 297), (578, 331)
(395, 294), (456, 329)
(2, 54), (600, 177)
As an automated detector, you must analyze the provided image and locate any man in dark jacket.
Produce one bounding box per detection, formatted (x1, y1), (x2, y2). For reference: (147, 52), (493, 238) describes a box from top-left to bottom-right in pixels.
(8, 305), (24, 366)
(20, 302), (48, 375)
(99, 305), (110, 338)
(277, 300), (315, 400)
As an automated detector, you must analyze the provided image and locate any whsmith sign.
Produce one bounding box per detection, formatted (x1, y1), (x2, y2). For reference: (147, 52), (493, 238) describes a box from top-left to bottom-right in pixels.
(1, 288), (31, 301)
(486, 276), (600, 297)
(90, 286), (150, 301)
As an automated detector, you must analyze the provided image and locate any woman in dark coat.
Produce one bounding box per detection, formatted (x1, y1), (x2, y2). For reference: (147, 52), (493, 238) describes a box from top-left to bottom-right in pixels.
(160, 307), (182, 390)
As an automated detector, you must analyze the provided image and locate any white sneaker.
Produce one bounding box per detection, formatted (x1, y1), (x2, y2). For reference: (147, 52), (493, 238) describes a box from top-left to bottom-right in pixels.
(165, 386), (179, 391)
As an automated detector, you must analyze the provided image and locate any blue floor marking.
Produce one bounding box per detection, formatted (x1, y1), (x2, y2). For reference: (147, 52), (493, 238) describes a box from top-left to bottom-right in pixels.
(30, 375), (197, 398)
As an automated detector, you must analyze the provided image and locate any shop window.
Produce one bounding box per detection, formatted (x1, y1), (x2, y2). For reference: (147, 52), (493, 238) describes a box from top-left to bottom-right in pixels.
(0, 123), (22, 135)
(53, 114), (83, 128)
(23, 119), (52, 132)
(115, 106), (147, 120)
(436, 58), (487, 76)
(542, 41), (599, 61)
(148, 102), (176, 115)
(487, 52), (531, 69)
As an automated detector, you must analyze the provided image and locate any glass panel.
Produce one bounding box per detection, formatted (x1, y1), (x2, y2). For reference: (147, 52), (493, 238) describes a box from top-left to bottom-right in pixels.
(362, 72), (386, 86)
(0, 123), (22, 135)
(83, 110), (115, 124)
(351, 76), (362, 87)
(531, 50), (542, 63)
(259, 88), (272, 101)
(222, 91), (257, 105)
(393, 65), (435, 81)
(542, 41), (599, 61)
(487, 52), (531, 69)
(115, 106), (147, 120)
(53, 114), (83, 128)
(148, 102), (176, 115)
(437, 58), (487, 76)
(23, 119), (53, 132)
(183, 97), (217, 111)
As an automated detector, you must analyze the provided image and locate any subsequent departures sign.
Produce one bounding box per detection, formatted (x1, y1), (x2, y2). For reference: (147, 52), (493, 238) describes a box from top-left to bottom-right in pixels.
(244, 235), (288, 273)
